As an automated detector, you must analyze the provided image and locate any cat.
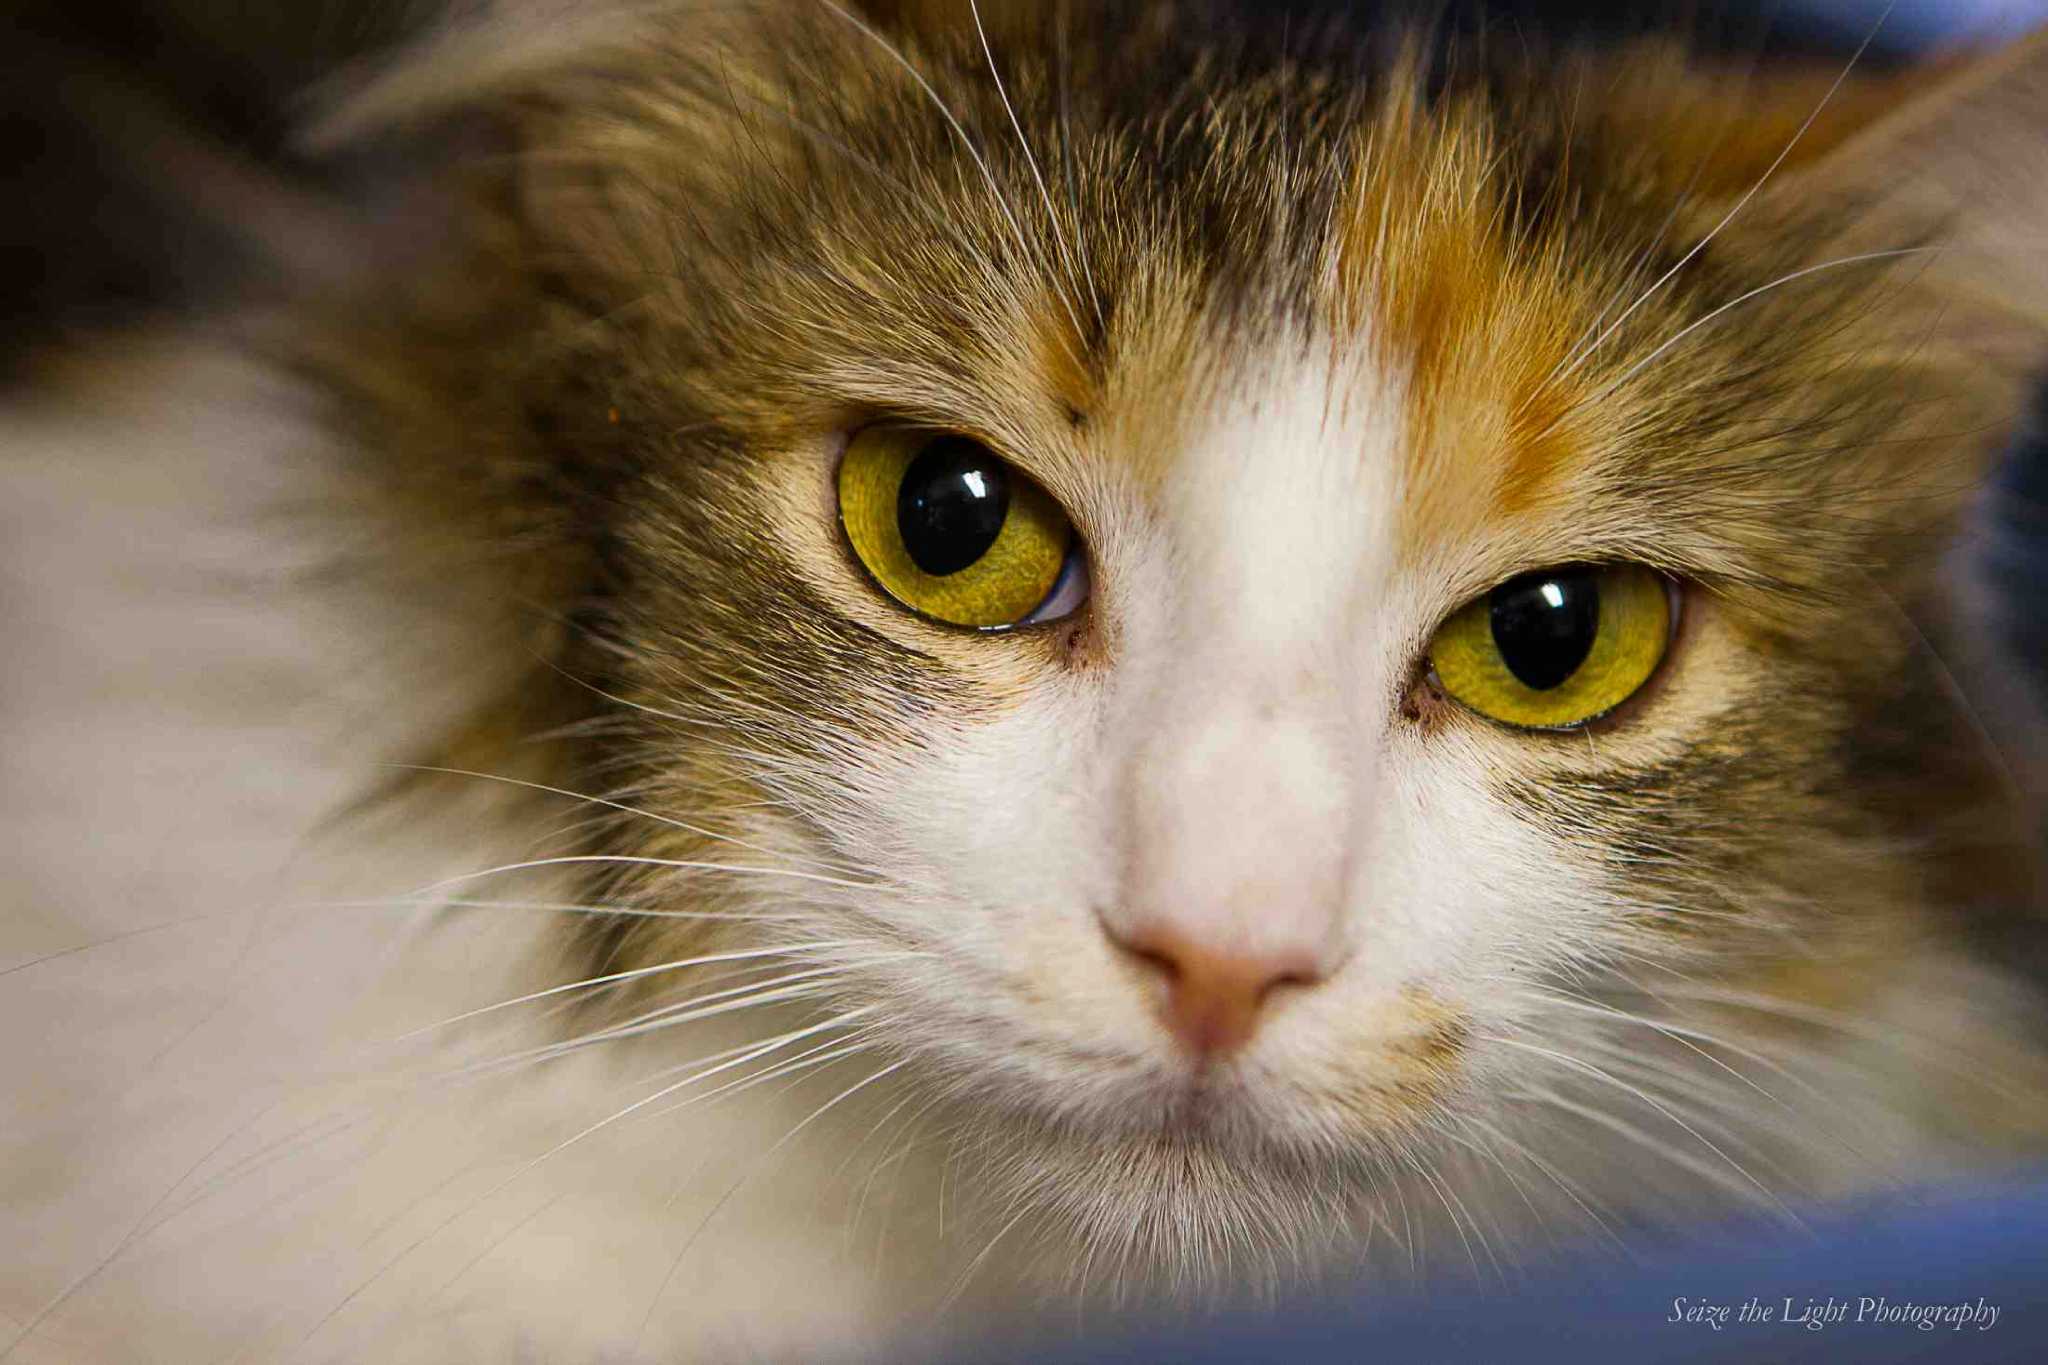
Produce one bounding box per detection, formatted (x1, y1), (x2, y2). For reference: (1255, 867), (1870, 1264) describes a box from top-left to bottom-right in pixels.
(5, 2), (2048, 1360)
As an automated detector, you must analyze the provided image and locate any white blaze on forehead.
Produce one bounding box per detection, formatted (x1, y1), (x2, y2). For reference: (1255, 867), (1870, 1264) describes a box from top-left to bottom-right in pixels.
(1105, 342), (1409, 977)
(1158, 343), (1406, 670)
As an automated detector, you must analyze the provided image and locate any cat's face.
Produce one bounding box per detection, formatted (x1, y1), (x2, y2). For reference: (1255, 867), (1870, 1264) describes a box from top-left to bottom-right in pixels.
(341, 2), (2047, 1271)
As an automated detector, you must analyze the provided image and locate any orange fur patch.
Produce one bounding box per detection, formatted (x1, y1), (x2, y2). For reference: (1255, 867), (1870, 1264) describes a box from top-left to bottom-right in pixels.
(1326, 74), (1598, 540)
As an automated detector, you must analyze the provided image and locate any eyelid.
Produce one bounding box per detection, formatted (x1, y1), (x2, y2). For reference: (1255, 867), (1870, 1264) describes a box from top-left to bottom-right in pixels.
(1429, 564), (1684, 637)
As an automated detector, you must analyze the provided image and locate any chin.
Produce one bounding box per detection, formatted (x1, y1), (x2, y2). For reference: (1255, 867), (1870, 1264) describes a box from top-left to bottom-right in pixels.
(975, 1110), (1388, 1301)
(919, 1047), (1434, 1298)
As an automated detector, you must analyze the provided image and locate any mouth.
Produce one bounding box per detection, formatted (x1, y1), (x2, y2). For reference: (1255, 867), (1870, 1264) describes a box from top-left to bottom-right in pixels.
(1077, 1059), (1307, 1156)
(939, 1032), (1267, 1152)
(1144, 1070), (1237, 1134)
(1045, 1027), (1471, 1163)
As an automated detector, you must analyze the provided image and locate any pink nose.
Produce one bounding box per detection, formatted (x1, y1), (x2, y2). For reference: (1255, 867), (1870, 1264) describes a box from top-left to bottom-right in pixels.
(1103, 919), (1328, 1057)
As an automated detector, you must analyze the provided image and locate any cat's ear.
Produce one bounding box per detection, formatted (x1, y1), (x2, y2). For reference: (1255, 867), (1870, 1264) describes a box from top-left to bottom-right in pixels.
(1748, 29), (2048, 371)
(300, 1), (886, 285)
(1580, 32), (2047, 367)
(307, 3), (743, 149)
(306, 0), (1031, 150)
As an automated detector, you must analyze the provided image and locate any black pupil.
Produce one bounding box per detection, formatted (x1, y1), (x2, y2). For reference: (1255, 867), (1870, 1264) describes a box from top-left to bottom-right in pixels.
(897, 437), (1010, 576)
(1489, 569), (1600, 691)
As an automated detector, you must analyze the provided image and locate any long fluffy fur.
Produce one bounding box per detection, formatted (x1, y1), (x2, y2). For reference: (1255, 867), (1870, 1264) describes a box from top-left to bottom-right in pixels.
(6, 4), (2048, 1360)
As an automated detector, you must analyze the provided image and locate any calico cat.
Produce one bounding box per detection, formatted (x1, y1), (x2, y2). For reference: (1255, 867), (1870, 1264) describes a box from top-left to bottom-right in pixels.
(5, 2), (2048, 1360)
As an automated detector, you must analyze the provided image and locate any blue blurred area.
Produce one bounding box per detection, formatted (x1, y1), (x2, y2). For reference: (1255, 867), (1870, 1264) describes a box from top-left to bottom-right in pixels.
(1987, 393), (2048, 702)
(961, 1177), (2048, 1363)
(1793, 0), (2048, 47)
(1436, 0), (2048, 60)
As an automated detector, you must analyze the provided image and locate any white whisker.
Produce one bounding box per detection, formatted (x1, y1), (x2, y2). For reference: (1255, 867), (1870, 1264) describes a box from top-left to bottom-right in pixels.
(943, 1202), (1033, 1312)
(384, 763), (867, 875)
(410, 949), (850, 1045)
(971, 0), (1090, 329)
(1505, 980), (1810, 1104)
(1484, 1035), (1793, 1217)
(635, 1052), (907, 1344)
(1452, 1113), (1621, 1246)
(410, 854), (880, 896)
(1052, 0), (1103, 326)
(1590, 248), (1930, 403)
(1551, 10), (1893, 383)
(810, 0), (1084, 333)
(448, 983), (832, 1082)
(287, 1009), (873, 1356)
(322, 895), (803, 922)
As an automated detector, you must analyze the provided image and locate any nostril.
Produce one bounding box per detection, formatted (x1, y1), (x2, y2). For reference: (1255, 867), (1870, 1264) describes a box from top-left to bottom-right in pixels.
(1103, 923), (1182, 984)
(1267, 964), (1317, 994)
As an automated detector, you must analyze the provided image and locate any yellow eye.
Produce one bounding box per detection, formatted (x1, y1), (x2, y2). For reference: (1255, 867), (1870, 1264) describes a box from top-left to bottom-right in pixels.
(1428, 564), (1672, 730)
(837, 427), (1083, 630)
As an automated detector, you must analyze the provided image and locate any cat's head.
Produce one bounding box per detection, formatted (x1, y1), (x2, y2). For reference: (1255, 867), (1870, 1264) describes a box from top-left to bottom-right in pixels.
(316, 2), (2048, 1278)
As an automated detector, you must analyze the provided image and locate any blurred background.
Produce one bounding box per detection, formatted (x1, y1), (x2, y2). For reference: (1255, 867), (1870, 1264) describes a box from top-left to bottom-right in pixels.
(5, 1), (2047, 1360)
